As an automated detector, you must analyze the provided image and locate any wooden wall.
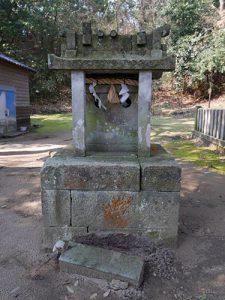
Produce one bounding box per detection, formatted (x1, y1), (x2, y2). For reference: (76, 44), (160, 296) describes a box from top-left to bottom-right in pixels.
(0, 60), (31, 127)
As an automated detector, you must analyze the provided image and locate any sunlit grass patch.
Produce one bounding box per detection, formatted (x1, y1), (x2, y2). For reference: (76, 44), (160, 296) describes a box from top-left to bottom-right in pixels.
(151, 116), (195, 142)
(31, 114), (72, 134)
(165, 140), (225, 174)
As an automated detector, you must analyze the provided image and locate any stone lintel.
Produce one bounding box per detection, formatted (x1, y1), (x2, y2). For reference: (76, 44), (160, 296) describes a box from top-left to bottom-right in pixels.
(48, 54), (175, 71)
(59, 242), (144, 287)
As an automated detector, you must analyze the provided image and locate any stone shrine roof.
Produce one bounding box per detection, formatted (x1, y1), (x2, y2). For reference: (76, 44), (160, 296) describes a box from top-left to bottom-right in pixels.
(48, 23), (175, 77)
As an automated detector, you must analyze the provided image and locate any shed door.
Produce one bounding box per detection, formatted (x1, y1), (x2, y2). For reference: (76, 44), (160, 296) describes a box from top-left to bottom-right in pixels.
(0, 89), (16, 120)
(6, 90), (16, 118)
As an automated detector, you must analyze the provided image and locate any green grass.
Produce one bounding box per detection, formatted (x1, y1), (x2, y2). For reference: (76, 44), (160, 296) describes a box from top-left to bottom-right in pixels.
(151, 116), (195, 143)
(30, 113), (225, 175)
(30, 114), (195, 137)
(152, 116), (225, 175)
(165, 140), (225, 174)
(31, 113), (72, 134)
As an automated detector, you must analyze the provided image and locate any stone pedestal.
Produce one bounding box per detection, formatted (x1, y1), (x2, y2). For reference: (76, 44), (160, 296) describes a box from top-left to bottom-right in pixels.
(41, 144), (181, 249)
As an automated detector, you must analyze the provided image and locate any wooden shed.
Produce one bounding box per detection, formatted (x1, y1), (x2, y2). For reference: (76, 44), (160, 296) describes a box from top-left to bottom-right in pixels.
(0, 53), (35, 135)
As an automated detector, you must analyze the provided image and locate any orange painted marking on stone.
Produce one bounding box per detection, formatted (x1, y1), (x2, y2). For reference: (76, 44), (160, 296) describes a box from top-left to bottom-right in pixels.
(150, 145), (158, 155)
(103, 196), (132, 228)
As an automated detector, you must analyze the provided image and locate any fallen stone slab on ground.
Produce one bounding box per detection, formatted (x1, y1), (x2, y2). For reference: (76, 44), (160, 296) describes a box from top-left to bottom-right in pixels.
(59, 242), (145, 287)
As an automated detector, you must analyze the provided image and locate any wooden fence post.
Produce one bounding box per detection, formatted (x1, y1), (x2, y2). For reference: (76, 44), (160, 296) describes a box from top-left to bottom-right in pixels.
(195, 106), (202, 131)
(221, 110), (225, 140)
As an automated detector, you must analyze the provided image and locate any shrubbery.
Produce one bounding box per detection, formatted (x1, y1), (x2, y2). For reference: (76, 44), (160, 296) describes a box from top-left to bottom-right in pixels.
(1, 0), (224, 101)
(166, 0), (225, 98)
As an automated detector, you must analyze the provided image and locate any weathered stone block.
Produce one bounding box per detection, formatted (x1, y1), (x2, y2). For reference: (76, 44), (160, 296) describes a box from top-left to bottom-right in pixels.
(48, 54), (176, 72)
(82, 22), (92, 45)
(140, 158), (181, 191)
(71, 191), (136, 229)
(41, 149), (140, 191)
(66, 30), (76, 49)
(41, 189), (71, 226)
(151, 49), (163, 60)
(137, 31), (147, 45)
(65, 50), (77, 58)
(59, 243), (144, 287)
(41, 144), (181, 248)
(71, 190), (180, 244)
(42, 226), (87, 250)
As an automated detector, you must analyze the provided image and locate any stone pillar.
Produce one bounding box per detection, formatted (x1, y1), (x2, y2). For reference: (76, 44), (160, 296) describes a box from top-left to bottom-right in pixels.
(71, 71), (86, 156)
(138, 71), (152, 157)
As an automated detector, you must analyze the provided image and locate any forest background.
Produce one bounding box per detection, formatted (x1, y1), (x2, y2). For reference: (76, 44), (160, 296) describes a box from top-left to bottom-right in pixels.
(0, 0), (225, 105)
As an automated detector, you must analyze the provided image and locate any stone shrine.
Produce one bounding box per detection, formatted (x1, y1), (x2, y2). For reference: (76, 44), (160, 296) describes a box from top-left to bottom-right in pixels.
(41, 23), (181, 249)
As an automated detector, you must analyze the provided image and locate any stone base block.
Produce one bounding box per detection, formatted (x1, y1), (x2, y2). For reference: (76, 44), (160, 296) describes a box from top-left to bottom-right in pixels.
(71, 190), (179, 245)
(41, 147), (140, 191)
(140, 158), (181, 191)
(42, 190), (71, 226)
(41, 144), (181, 249)
(42, 226), (87, 250)
(140, 144), (181, 192)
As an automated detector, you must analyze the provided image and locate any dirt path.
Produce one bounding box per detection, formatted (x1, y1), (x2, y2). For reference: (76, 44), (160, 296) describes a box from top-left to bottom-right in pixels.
(0, 132), (225, 300)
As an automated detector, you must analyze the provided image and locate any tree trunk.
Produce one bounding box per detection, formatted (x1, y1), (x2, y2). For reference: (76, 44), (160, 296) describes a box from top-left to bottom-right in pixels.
(220, 0), (224, 12)
(208, 81), (212, 109)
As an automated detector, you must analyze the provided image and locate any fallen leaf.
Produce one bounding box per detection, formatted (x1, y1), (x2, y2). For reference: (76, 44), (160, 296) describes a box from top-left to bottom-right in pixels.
(9, 287), (20, 295)
(66, 286), (74, 294)
(63, 279), (71, 285)
(103, 290), (111, 297)
(90, 293), (98, 299)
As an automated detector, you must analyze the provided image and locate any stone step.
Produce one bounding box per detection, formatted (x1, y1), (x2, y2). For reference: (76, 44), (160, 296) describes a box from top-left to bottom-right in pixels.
(59, 242), (145, 287)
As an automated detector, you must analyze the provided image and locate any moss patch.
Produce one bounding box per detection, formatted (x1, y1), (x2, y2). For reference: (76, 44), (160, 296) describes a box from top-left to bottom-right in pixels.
(165, 141), (225, 174)
(147, 231), (159, 239)
(31, 114), (72, 134)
